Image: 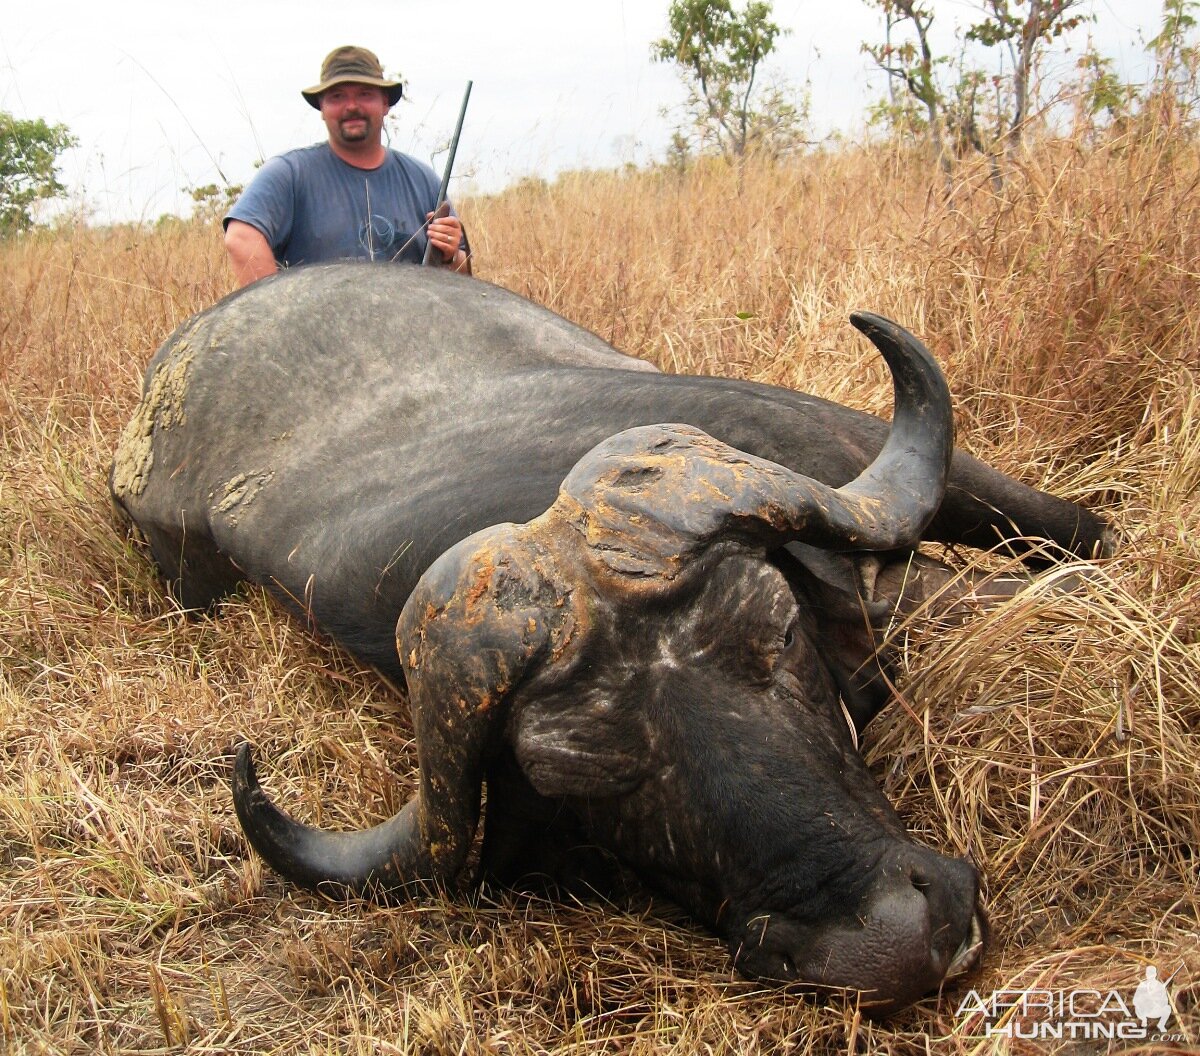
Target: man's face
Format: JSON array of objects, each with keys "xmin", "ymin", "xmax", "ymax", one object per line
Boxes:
[{"xmin": 319, "ymin": 83, "xmax": 390, "ymax": 147}]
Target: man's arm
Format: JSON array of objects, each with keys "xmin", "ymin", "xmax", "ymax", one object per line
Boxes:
[{"xmin": 224, "ymin": 220, "xmax": 279, "ymax": 287}]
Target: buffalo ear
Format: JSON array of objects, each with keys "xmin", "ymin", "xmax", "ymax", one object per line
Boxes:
[
  {"xmin": 511, "ymin": 698, "xmax": 649, "ymax": 799},
  {"xmin": 777, "ymin": 543, "xmax": 895, "ymax": 732},
  {"xmin": 778, "ymin": 542, "xmax": 1047, "ymax": 733}
]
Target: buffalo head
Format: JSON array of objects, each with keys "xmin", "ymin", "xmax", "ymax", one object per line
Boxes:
[{"xmin": 233, "ymin": 313, "xmax": 986, "ymax": 1012}]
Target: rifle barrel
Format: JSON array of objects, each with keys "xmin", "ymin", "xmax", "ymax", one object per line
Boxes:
[{"xmin": 422, "ymin": 80, "xmax": 473, "ymax": 266}]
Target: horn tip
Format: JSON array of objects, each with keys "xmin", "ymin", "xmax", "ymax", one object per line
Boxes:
[
  {"xmin": 849, "ymin": 310, "xmax": 893, "ymax": 337},
  {"xmin": 232, "ymin": 740, "xmax": 261, "ymax": 800}
]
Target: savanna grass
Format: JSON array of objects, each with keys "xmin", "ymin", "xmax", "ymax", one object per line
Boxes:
[{"xmin": 1, "ymin": 123, "xmax": 1197, "ymax": 1053}]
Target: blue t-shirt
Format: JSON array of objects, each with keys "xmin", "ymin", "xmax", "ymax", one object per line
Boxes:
[{"xmin": 225, "ymin": 143, "xmax": 462, "ymax": 267}]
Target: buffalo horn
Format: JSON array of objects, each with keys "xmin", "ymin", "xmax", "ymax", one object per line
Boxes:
[
  {"xmin": 557, "ymin": 311, "xmax": 954, "ymax": 564},
  {"xmin": 832, "ymin": 310, "xmax": 955, "ymax": 548},
  {"xmin": 233, "ymin": 745, "xmax": 449, "ymax": 894},
  {"xmin": 231, "ymin": 527, "xmax": 550, "ymax": 897}
]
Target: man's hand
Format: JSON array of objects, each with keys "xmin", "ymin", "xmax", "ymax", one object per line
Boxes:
[{"xmin": 426, "ymin": 206, "xmax": 469, "ymax": 272}]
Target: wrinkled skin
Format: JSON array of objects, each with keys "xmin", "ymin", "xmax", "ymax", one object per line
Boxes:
[{"xmin": 112, "ymin": 263, "xmax": 1109, "ymax": 1013}]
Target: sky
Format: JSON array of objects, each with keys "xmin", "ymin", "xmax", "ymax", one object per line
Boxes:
[{"xmin": 1, "ymin": 0, "xmax": 1163, "ymax": 225}]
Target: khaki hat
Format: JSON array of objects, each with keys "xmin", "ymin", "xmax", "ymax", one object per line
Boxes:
[{"xmin": 301, "ymin": 46, "xmax": 404, "ymax": 109}]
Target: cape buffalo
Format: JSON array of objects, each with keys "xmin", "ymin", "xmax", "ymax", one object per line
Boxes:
[{"xmin": 111, "ymin": 263, "xmax": 1111, "ymax": 1013}]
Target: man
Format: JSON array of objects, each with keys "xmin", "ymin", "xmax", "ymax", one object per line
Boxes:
[{"xmin": 224, "ymin": 46, "xmax": 470, "ymax": 286}]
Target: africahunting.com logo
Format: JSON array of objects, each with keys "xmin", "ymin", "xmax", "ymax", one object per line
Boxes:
[{"xmin": 956, "ymin": 964, "xmax": 1184, "ymax": 1043}]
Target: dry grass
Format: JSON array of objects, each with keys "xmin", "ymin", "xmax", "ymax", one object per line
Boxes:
[{"xmin": 2, "ymin": 125, "xmax": 1198, "ymax": 1054}]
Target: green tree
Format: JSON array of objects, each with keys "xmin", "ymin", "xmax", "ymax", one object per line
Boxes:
[
  {"xmin": 652, "ymin": 0, "xmax": 804, "ymax": 159},
  {"xmin": 966, "ymin": 0, "xmax": 1087, "ymax": 150},
  {"xmin": 0, "ymin": 112, "xmax": 77, "ymax": 236},
  {"xmin": 1147, "ymin": 0, "xmax": 1200, "ymax": 123},
  {"xmin": 863, "ymin": 0, "xmax": 948, "ymax": 165},
  {"xmin": 1072, "ymin": 42, "xmax": 1136, "ymax": 136},
  {"xmin": 187, "ymin": 182, "xmax": 244, "ymax": 223},
  {"xmin": 1150, "ymin": 0, "xmax": 1199, "ymax": 76},
  {"xmin": 864, "ymin": 0, "xmax": 1087, "ymax": 167}
]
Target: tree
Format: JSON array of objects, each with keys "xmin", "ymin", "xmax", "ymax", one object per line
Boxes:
[
  {"xmin": 1072, "ymin": 42, "xmax": 1136, "ymax": 137},
  {"xmin": 1146, "ymin": 0, "xmax": 1200, "ymax": 123},
  {"xmin": 863, "ymin": 0, "xmax": 948, "ymax": 166},
  {"xmin": 1149, "ymin": 0, "xmax": 1198, "ymax": 80},
  {"xmin": 864, "ymin": 0, "xmax": 1087, "ymax": 168},
  {"xmin": 966, "ymin": 0, "xmax": 1087, "ymax": 150},
  {"xmin": 187, "ymin": 182, "xmax": 244, "ymax": 223},
  {"xmin": 0, "ymin": 112, "xmax": 77, "ymax": 236},
  {"xmin": 652, "ymin": 0, "xmax": 805, "ymax": 159}
]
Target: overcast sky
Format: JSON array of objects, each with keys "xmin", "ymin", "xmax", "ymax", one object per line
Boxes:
[{"xmin": 2, "ymin": 0, "xmax": 1161, "ymax": 224}]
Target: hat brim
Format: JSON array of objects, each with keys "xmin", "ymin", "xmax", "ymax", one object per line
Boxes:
[{"xmin": 302, "ymin": 77, "xmax": 403, "ymax": 109}]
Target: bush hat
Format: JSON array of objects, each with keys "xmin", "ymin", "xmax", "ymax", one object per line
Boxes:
[{"xmin": 302, "ymin": 46, "xmax": 404, "ymax": 109}]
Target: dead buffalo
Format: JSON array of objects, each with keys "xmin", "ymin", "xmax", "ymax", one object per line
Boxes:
[{"xmin": 111, "ymin": 263, "xmax": 1111, "ymax": 1013}]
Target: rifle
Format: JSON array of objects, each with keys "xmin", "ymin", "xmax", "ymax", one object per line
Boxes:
[{"xmin": 422, "ymin": 80, "xmax": 473, "ymax": 266}]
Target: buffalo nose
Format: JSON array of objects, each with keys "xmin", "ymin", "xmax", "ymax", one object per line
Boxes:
[
  {"xmin": 769, "ymin": 848, "xmax": 987, "ymax": 1013},
  {"xmin": 728, "ymin": 847, "xmax": 987, "ymax": 1013},
  {"xmin": 899, "ymin": 849, "xmax": 986, "ymax": 978}
]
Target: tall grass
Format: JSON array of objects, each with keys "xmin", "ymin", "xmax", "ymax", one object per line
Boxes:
[{"xmin": 1, "ymin": 122, "xmax": 1197, "ymax": 1053}]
